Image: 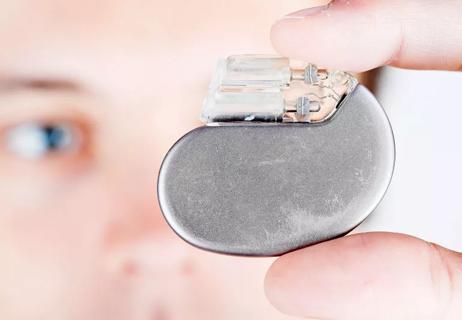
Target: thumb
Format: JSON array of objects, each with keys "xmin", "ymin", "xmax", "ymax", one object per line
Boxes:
[
  {"xmin": 265, "ymin": 232, "xmax": 462, "ymax": 320},
  {"xmin": 271, "ymin": 0, "xmax": 462, "ymax": 72}
]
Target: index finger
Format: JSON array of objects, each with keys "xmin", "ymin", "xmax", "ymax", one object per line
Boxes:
[{"xmin": 271, "ymin": 0, "xmax": 462, "ymax": 72}]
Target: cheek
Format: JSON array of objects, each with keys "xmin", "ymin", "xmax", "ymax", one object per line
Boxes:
[
  {"xmin": 0, "ymin": 173, "xmax": 120, "ymax": 308},
  {"xmin": 0, "ymin": 175, "xmax": 110, "ymax": 256},
  {"xmin": 0, "ymin": 174, "xmax": 127, "ymax": 318}
]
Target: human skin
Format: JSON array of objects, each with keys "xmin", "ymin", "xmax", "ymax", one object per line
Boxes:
[
  {"xmin": 266, "ymin": 1, "xmax": 462, "ymax": 319},
  {"xmin": 1, "ymin": 0, "xmax": 462, "ymax": 320},
  {"xmin": 0, "ymin": 0, "xmax": 313, "ymax": 319}
]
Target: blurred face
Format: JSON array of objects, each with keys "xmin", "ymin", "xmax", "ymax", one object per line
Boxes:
[{"xmin": 0, "ymin": 0, "xmax": 319, "ymax": 319}]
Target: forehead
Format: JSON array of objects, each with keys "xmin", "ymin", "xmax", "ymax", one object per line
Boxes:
[
  {"xmin": 0, "ymin": 0, "xmax": 316, "ymax": 98},
  {"xmin": 0, "ymin": 0, "xmax": 320, "ymax": 47}
]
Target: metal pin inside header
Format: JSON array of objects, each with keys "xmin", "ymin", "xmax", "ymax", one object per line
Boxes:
[{"xmin": 201, "ymin": 55, "xmax": 358, "ymax": 124}]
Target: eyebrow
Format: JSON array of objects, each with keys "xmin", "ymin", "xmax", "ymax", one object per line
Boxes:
[{"xmin": 0, "ymin": 77, "xmax": 83, "ymax": 93}]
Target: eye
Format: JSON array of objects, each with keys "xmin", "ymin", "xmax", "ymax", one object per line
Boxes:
[{"xmin": 4, "ymin": 122, "xmax": 82, "ymax": 159}]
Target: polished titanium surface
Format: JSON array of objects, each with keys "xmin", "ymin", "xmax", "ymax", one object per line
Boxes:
[{"xmin": 158, "ymin": 85, "xmax": 395, "ymax": 256}]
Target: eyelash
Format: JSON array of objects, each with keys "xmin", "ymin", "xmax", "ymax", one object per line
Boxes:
[{"xmin": 0, "ymin": 118, "xmax": 91, "ymax": 162}]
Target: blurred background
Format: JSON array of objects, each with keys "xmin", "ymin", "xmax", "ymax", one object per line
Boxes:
[
  {"xmin": 0, "ymin": 0, "xmax": 460, "ymax": 319},
  {"xmin": 359, "ymin": 67, "xmax": 462, "ymax": 252}
]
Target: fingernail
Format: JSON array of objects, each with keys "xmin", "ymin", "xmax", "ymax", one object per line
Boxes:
[{"xmin": 284, "ymin": 5, "xmax": 329, "ymax": 19}]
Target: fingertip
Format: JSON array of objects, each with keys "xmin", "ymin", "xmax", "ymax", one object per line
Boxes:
[
  {"xmin": 270, "ymin": 2, "xmax": 402, "ymax": 72},
  {"xmin": 264, "ymin": 232, "xmax": 460, "ymax": 320},
  {"xmin": 263, "ymin": 254, "xmax": 293, "ymax": 317}
]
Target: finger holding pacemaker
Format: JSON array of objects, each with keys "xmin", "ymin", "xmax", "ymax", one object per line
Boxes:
[
  {"xmin": 271, "ymin": 0, "xmax": 462, "ymax": 72},
  {"xmin": 264, "ymin": 232, "xmax": 462, "ymax": 320}
]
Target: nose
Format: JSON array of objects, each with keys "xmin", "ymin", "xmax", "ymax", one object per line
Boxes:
[
  {"xmin": 100, "ymin": 158, "xmax": 193, "ymax": 276},
  {"xmin": 97, "ymin": 141, "xmax": 179, "ymax": 275},
  {"xmin": 96, "ymin": 103, "xmax": 199, "ymax": 277}
]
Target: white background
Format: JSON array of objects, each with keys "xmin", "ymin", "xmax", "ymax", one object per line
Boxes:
[{"xmin": 357, "ymin": 67, "xmax": 462, "ymax": 251}]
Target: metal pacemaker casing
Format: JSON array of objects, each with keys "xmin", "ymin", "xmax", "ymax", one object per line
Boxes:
[{"xmin": 157, "ymin": 84, "xmax": 395, "ymax": 256}]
